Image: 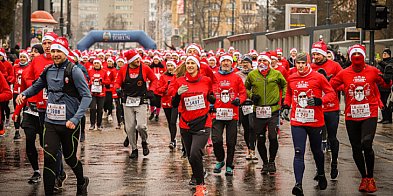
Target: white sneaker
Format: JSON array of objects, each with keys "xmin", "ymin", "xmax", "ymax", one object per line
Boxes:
[
  {"xmin": 103, "ymin": 112, "xmax": 108, "ymax": 119},
  {"xmin": 108, "ymin": 115, "xmax": 113, "ymax": 122}
]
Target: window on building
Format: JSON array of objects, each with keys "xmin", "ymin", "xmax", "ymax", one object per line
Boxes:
[
  {"xmin": 243, "ymin": 3, "xmax": 252, "ymax": 10},
  {"xmin": 227, "ymin": 17, "xmax": 233, "ymax": 24},
  {"xmin": 211, "ymin": 16, "xmax": 218, "ymax": 23}
]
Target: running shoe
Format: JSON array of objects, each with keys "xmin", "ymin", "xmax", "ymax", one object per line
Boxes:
[
  {"xmin": 129, "ymin": 149, "xmax": 138, "ymax": 159},
  {"xmin": 116, "ymin": 124, "xmax": 121, "ymax": 129},
  {"xmin": 359, "ymin": 178, "xmax": 368, "ymax": 192},
  {"xmin": 77, "ymin": 176, "xmax": 89, "ymax": 195},
  {"xmin": 28, "ymin": 172, "xmax": 41, "ymax": 183},
  {"xmin": 268, "ymin": 162, "xmax": 276, "ymax": 174},
  {"xmin": 367, "ymin": 178, "xmax": 377, "ymax": 193},
  {"xmin": 189, "ymin": 176, "xmax": 196, "ymax": 186},
  {"xmin": 97, "ymin": 125, "xmax": 103, "ymax": 131},
  {"xmin": 54, "ymin": 172, "xmax": 67, "ymax": 192},
  {"xmin": 245, "ymin": 149, "xmax": 252, "ymax": 160},
  {"xmin": 148, "ymin": 112, "xmax": 155, "ymax": 121},
  {"xmin": 169, "ymin": 142, "xmax": 176, "ymax": 149},
  {"xmin": 318, "ymin": 174, "xmax": 327, "ymax": 190},
  {"xmin": 142, "ymin": 142, "xmax": 150, "ymax": 156},
  {"xmin": 0, "ymin": 130, "xmax": 5, "ymax": 136},
  {"xmin": 292, "ymin": 183, "xmax": 304, "ymax": 196},
  {"xmin": 251, "ymin": 150, "xmax": 258, "ymax": 160},
  {"xmin": 80, "ymin": 132, "xmax": 85, "ymax": 142},
  {"xmin": 154, "ymin": 114, "xmax": 159, "ymax": 122},
  {"xmin": 193, "ymin": 185, "xmax": 207, "ymax": 196},
  {"xmin": 108, "ymin": 115, "xmax": 113, "ymax": 122},
  {"xmin": 225, "ymin": 167, "xmax": 233, "ymax": 176},
  {"xmin": 89, "ymin": 125, "xmax": 95, "ymax": 130},
  {"xmin": 213, "ymin": 161, "xmax": 225, "ymax": 173},
  {"xmin": 123, "ymin": 137, "xmax": 129, "ymax": 147},
  {"xmin": 261, "ymin": 164, "xmax": 269, "ymax": 175},
  {"xmin": 330, "ymin": 163, "xmax": 339, "ymax": 180},
  {"xmin": 14, "ymin": 130, "xmax": 21, "ymax": 140}
]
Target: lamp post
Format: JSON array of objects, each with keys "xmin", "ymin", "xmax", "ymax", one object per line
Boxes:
[
  {"xmin": 325, "ymin": 0, "xmax": 331, "ymax": 25},
  {"xmin": 22, "ymin": 0, "xmax": 31, "ymax": 48},
  {"xmin": 232, "ymin": 0, "xmax": 235, "ymax": 35},
  {"xmin": 266, "ymin": 0, "xmax": 269, "ymax": 31},
  {"xmin": 59, "ymin": 0, "xmax": 64, "ymax": 36}
]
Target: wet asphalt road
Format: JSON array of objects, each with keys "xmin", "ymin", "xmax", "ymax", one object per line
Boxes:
[{"xmin": 1, "ymin": 111, "xmax": 393, "ymax": 196}]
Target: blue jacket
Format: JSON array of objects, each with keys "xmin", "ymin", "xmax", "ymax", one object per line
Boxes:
[{"xmin": 22, "ymin": 60, "xmax": 92, "ymax": 126}]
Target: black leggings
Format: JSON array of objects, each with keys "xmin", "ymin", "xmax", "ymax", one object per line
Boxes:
[
  {"xmin": 103, "ymin": 91, "xmax": 113, "ymax": 116},
  {"xmin": 114, "ymin": 98, "xmax": 124, "ymax": 125},
  {"xmin": 239, "ymin": 108, "xmax": 255, "ymax": 150},
  {"xmin": 324, "ymin": 111, "xmax": 340, "ymax": 164},
  {"xmin": 12, "ymin": 93, "xmax": 21, "ymax": 129},
  {"xmin": 181, "ymin": 128, "xmax": 209, "ymax": 185},
  {"xmin": 163, "ymin": 107, "xmax": 178, "ymax": 142},
  {"xmin": 254, "ymin": 111, "xmax": 279, "ymax": 164},
  {"xmin": 21, "ymin": 112, "xmax": 44, "ymax": 171},
  {"xmin": 43, "ymin": 122, "xmax": 84, "ymax": 195},
  {"xmin": 90, "ymin": 96, "xmax": 105, "ymax": 126},
  {"xmin": 212, "ymin": 119, "xmax": 238, "ymax": 167},
  {"xmin": 0, "ymin": 101, "xmax": 10, "ymax": 122},
  {"xmin": 345, "ymin": 118, "xmax": 377, "ymax": 178}
]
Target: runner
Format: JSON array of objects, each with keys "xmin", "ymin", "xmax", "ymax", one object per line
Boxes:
[{"xmin": 103, "ymin": 57, "xmax": 116, "ymax": 122}]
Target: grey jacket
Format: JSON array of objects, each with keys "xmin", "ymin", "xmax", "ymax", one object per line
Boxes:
[{"xmin": 22, "ymin": 60, "xmax": 92, "ymax": 126}]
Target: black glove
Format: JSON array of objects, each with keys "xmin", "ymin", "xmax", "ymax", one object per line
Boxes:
[
  {"xmin": 307, "ymin": 97, "xmax": 322, "ymax": 106},
  {"xmin": 382, "ymin": 74, "xmax": 392, "ymax": 84},
  {"xmin": 171, "ymin": 93, "xmax": 181, "ymax": 108},
  {"xmin": 146, "ymin": 90, "xmax": 155, "ymax": 99},
  {"xmin": 251, "ymin": 94, "xmax": 261, "ymax": 104},
  {"xmin": 105, "ymin": 84, "xmax": 111, "ymax": 88},
  {"xmin": 207, "ymin": 93, "xmax": 216, "ymax": 104},
  {"xmin": 231, "ymin": 98, "xmax": 241, "ymax": 106},
  {"xmin": 116, "ymin": 88, "xmax": 123, "ymax": 97},
  {"xmin": 281, "ymin": 105, "xmax": 290, "ymax": 121},
  {"xmin": 317, "ymin": 68, "xmax": 333, "ymax": 81},
  {"xmin": 242, "ymin": 99, "xmax": 253, "ymax": 106},
  {"xmin": 209, "ymin": 104, "xmax": 216, "ymax": 113}
]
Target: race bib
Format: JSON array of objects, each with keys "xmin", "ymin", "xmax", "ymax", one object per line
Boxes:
[
  {"xmin": 125, "ymin": 97, "xmax": 141, "ymax": 107},
  {"xmin": 91, "ymin": 85, "xmax": 102, "ymax": 93},
  {"xmin": 24, "ymin": 107, "xmax": 39, "ymax": 117},
  {"xmin": 295, "ymin": 108, "xmax": 315, "ymax": 123},
  {"xmin": 242, "ymin": 105, "xmax": 253, "ymax": 115},
  {"xmin": 256, "ymin": 106, "xmax": 272, "ymax": 118},
  {"xmin": 216, "ymin": 108, "xmax": 234, "ymax": 120},
  {"xmin": 184, "ymin": 95, "xmax": 206, "ymax": 111},
  {"xmin": 350, "ymin": 104, "xmax": 370, "ymax": 118},
  {"xmin": 46, "ymin": 103, "xmax": 66, "ymax": 121},
  {"xmin": 43, "ymin": 88, "xmax": 48, "ymax": 100}
]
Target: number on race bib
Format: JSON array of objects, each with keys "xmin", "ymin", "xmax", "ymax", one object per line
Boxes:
[
  {"xmin": 46, "ymin": 103, "xmax": 66, "ymax": 121},
  {"xmin": 91, "ymin": 85, "xmax": 102, "ymax": 93},
  {"xmin": 125, "ymin": 97, "xmax": 141, "ymax": 107},
  {"xmin": 184, "ymin": 95, "xmax": 206, "ymax": 111},
  {"xmin": 216, "ymin": 108, "xmax": 234, "ymax": 120},
  {"xmin": 256, "ymin": 106, "xmax": 272, "ymax": 118},
  {"xmin": 242, "ymin": 105, "xmax": 253, "ymax": 115},
  {"xmin": 350, "ymin": 104, "xmax": 370, "ymax": 118},
  {"xmin": 294, "ymin": 108, "xmax": 315, "ymax": 123}
]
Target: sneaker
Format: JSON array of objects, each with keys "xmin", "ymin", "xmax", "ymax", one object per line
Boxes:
[
  {"xmin": 225, "ymin": 166, "xmax": 233, "ymax": 176},
  {"xmin": 169, "ymin": 141, "xmax": 176, "ymax": 149},
  {"xmin": 326, "ymin": 142, "xmax": 331, "ymax": 152},
  {"xmin": 80, "ymin": 132, "xmax": 85, "ymax": 142},
  {"xmin": 89, "ymin": 125, "xmax": 95, "ymax": 130},
  {"xmin": 206, "ymin": 137, "xmax": 213, "ymax": 147},
  {"xmin": 245, "ymin": 149, "xmax": 252, "ymax": 160},
  {"xmin": 108, "ymin": 115, "xmax": 113, "ymax": 122},
  {"xmin": 142, "ymin": 142, "xmax": 150, "ymax": 156},
  {"xmin": 213, "ymin": 161, "xmax": 225, "ymax": 173},
  {"xmin": 322, "ymin": 140, "xmax": 327, "ymax": 153},
  {"xmin": 76, "ymin": 176, "xmax": 89, "ymax": 195},
  {"xmin": 268, "ymin": 162, "xmax": 276, "ymax": 174},
  {"xmin": 28, "ymin": 172, "xmax": 41, "ymax": 183},
  {"xmin": 292, "ymin": 183, "xmax": 304, "ymax": 196},
  {"xmin": 103, "ymin": 112, "xmax": 108, "ymax": 119},
  {"xmin": 154, "ymin": 114, "xmax": 159, "ymax": 122},
  {"xmin": 193, "ymin": 185, "xmax": 207, "ymax": 196},
  {"xmin": 318, "ymin": 174, "xmax": 327, "ymax": 190},
  {"xmin": 261, "ymin": 164, "xmax": 269, "ymax": 175},
  {"xmin": 13, "ymin": 130, "xmax": 21, "ymax": 140},
  {"xmin": 97, "ymin": 125, "xmax": 103, "ymax": 131},
  {"xmin": 129, "ymin": 149, "xmax": 138, "ymax": 159},
  {"xmin": 0, "ymin": 130, "xmax": 5, "ymax": 136},
  {"xmin": 181, "ymin": 150, "xmax": 187, "ymax": 158},
  {"xmin": 123, "ymin": 136, "xmax": 129, "ymax": 147},
  {"xmin": 359, "ymin": 178, "xmax": 368, "ymax": 192},
  {"xmin": 251, "ymin": 150, "xmax": 258, "ymax": 160},
  {"xmin": 115, "ymin": 124, "xmax": 121, "ymax": 129},
  {"xmin": 149, "ymin": 112, "xmax": 155, "ymax": 121},
  {"xmin": 189, "ymin": 175, "xmax": 196, "ymax": 186},
  {"xmin": 330, "ymin": 164, "xmax": 339, "ymax": 180},
  {"xmin": 54, "ymin": 172, "xmax": 67, "ymax": 192},
  {"xmin": 367, "ymin": 178, "xmax": 377, "ymax": 193},
  {"xmin": 313, "ymin": 172, "xmax": 319, "ymax": 181}
]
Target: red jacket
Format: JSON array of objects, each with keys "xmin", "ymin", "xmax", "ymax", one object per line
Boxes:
[
  {"xmin": 155, "ymin": 73, "xmax": 176, "ymax": 108},
  {"xmin": 13, "ymin": 63, "xmax": 30, "ymax": 94},
  {"xmin": 284, "ymin": 70, "xmax": 336, "ymax": 127},
  {"xmin": 1, "ymin": 60, "xmax": 14, "ymax": 84},
  {"xmin": 212, "ymin": 71, "xmax": 247, "ymax": 120},
  {"xmin": 209, "ymin": 65, "xmax": 219, "ymax": 75},
  {"xmin": 278, "ymin": 58, "xmax": 290, "ymax": 71},
  {"xmin": 311, "ymin": 60, "xmax": 343, "ymax": 112},
  {"xmin": 88, "ymin": 68, "xmax": 110, "ymax": 97},
  {"xmin": 114, "ymin": 64, "xmax": 158, "ymax": 92},
  {"xmin": 104, "ymin": 67, "xmax": 116, "ymax": 92},
  {"xmin": 111, "ymin": 69, "xmax": 120, "ymax": 99},
  {"xmin": 0, "ymin": 73, "xmax": 12, "ymax": 123},
  {"xmin": 330, "ymin": 65, "xmax": 390, "ymax": 121},
  {"xmin": 24, "ymin": 54, "xmax": 53, "ymax": 109},
  {"xmin": 171, "ymin": 73, "xmax": 213, "ymax": 129},
  {"xmin": 273, "ymin": 65, "xmax": 289, "ymax": 81}
]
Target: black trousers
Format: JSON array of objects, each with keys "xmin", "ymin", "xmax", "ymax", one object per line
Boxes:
[
  {"xmin": 114, "ymin": 98, "xmax": 124, "ymax": 125},
  {"xmin": 212, "ymin": 119, "xmax": 238, "ymax": 167},
  {"xmin": 345, "ymin": 118, "xmax": 377, "ymax": 178},
  {"xmin": 163, "ymin": 107, "xmax": 178, "ymax": 142},
  {"xmin": 43, "ymin": 122, "xmax": 84, "ymax": 195},
  {"xmin": 12, "ymin": 93, "xmax": 21, "ymax": 129},
  {"xmin": 90, "ymin": 96, "xmax": 105, "ymax": 126},
  {"xmin": 253, "ymin": 111, "xmax": 279, "ymax": 164},
  {"xmin": 0, "ymin": 101, "xmax": 10, "ymax": 121},
  {"xmin": 380, "ymin": 91, "xmax": 392, "ymax": 122},
  {"xmin": 239, "ymin": 107, "xmax": 255, "ymax": 150},
  {"xmin": 323, "ymin": 111, "xmax": 340, "ymax": 164},
  {"xmin": 103, "ymin": 91, "xmax": 113, "ymax": 115},
  {"xmin": 181, "ymin": 128, "xmax": 209, "ymax": 185},
  {"xmin": 21, "ymin": 111, "xmax": 44, "ymax": 171}
]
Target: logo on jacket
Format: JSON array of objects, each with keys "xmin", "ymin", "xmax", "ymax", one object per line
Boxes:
[
  {"xmin": 220, "ymin": 90, "xmax": 230, "ymax": 103},
  {"xmin": 348, "ymin": 84, "xmax": 370, "ymax": 102},
  {"xmin": 294, "ymin": 89, "xmax": 313, "ymax": 108},
  {"xmin": 137, "ymin": 80, "xmax": 143, "ymax": 86},
  {"xmin": 296, "ymin": 81, "xmax": 309, "ymax": 89},
  {"xmin": 353, "ymin": 76, "xmax": 366, "ymax": 83}
]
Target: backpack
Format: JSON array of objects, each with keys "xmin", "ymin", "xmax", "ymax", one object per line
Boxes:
[{"xmin": 40, "ymin": 61, "xmax": 82, "ymax": 100}]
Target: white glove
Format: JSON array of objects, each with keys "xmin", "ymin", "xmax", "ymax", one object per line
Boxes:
[{"xmin": 177, "ymin": 85, "xmax": 188, "ymax": 95}]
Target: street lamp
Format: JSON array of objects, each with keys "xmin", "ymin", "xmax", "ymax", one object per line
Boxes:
[{"xmin": 232, "ymin": 0, "xmax": 235, "ymax": 35}]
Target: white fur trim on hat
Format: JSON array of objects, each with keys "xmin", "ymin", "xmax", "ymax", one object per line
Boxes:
[
  {"xmin": 116, "ymin": 58, "xmax": 125, "ymax": 63},
  {"xmin": 349, "ymin": 48, "xmax": 366, "ymax": 59},
  {"xmin": 0, "ymin": 52, "xmax": 6, "ymax": 58},
  {"xmin": 19, "ymin": 52, "xmax": 30, "ymax": 62},
  {"xmin": 257, "ymin": 55, "xmax": 271, "ymax": 64},
  {"xmin": 186, "ymin": 56, "xmax": 200, "ymax": 68},
  {"xmin": 290, "ymin": 48, "xmax": 298, "ymax": 53},
  {"xmin": 50, "ymin": 44, "xmax": 69, "ymax": 56},
  {"xmin": 186, "ymin": 45, "xmax": 201, "ymax": 55},
  {"xmin": 107, "ymin": 58, "xmax": 114, "ymax": 63},
  {"xmin": 42, "ymin": 35, "xmax": 55, "ymax": 41},
  {"xmin": 93, "ymin": 59, "xmax": 102, "ymax": 64},
  {"xmin": 311, "ymin": 48, "xmax": 327, "ymax": 56},
  {"xmin": 166, "ymin": 60, "xmax": 177, "ymax": 67},
  {"xmin": 220, "ymin": 55, "xmax": 233, "ymax": 63},
  {"xmin": 127, "ymin": 54, "xmax": 141, "ymax": 64},
  {"xmin": 207, "ymin": 56, "xmax": 216, "ymax": 62}
]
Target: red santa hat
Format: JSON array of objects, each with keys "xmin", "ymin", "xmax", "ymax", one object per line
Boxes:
[
  {"xmin": 152, "ymin": 55, "xmax": 162, "ymax": 61},
  {"xmin": 270, "ymin": 51, "xmax": 278, "ymax": 60},
  {"xmin": 116, "ymin": 57, "xmax": 126, "ymax": 63},
  {"xmin": 166, "ymin": 60, "xmax": 177, "ymax": 67},
  {"xmin": 19, "ymin": 50, "xmax": 30, "ymax": 62},
  {"xmin": 349, "ymin": 44, "xmax": 366, "ymax": 59},
  {"xmin": 107, "ymin": 57, "xmax": 115, "ymax": 63},
  {"xmin": 124, "ymin": 50, "xmax": 141, "ymax": 64},
  {"xmin": 42, "ymin": 32, "xmax": 58, "ymax": 42},
  {"xmin": 233, "ymin": 50, "xmax": 241, "ymax": 56},
  {"xmin": 290, "ymin": 48, "xmax": 298, "ymax": 53},
  {"xmin": 50, "ymin": 37, "xmax": 70, "ymax": 56},
  {"xmin": 0, "ymin": 48, "xmax": 6, "ymax": 59},
  {"xmin": 216, "ymin": 48, "xmax": 225, "ymax": 55},
  {"xmin": 143, "ymin": 57, "xmax": 152, "ymax": 64},
  {"xmin": 93, "ymin": 58, "xmax": 102, "ymax": 65},
  {"xmin": 186, "ymin": 55, "xmax": 200, "ymax": 68},
  {"xmin": 257, "ymin": 53, "xmax": 271, "ymax": 64},
  {"xmin": 207, "ymin": 56, "xmax": 216, "ymax": 62},
  {"xmin": 186, "ymin": 44, "xmax": 202, "ymax": 55},
  {"xmin": 172, "ymin": 52, "xmax": 179, "ymax": 57},
  {"xmin": 311, "ymin": 41, "xmax": 327, "ymax": 56},
  {"xmin": 220, "ymin": 54, "xmax": 233, "ymax": 63},
  {"xmin": 228, "ymin": 46, "xmax": 235, "ymax": 51},
  {"xmin": 276, "ymin": 48, "xmax": 283, "ymax": 55},
  {"xmin": 249, "ymin": 49, "xmax": 258, "ymax": 55}
]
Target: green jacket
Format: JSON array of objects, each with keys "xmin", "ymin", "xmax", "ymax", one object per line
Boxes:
[{"xmin": 245, "ymin": 68, "xmax": 287, "ymax": 113}]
